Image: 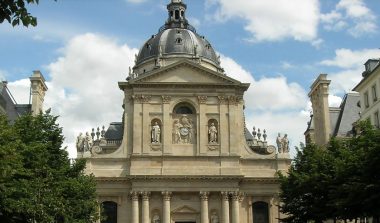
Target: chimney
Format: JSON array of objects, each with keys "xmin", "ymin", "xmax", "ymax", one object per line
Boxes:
[
  {"xmin": 308, "ymin": 74, "xmax": 331, "ymax": 146},
  {"xmin": 29, "ymin": 71, "xmax": 48, "ymax": 116}
]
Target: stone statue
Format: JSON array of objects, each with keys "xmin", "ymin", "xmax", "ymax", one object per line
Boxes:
[
  {"xmin": 158, "ymin": 45, "xmax": 163, "ymax": 57},
  {"xmin": 281, "ymin": 134, "xmax": 289, "ymax": 153},
  {"xmin": 208, "ymin": 122, "xmax": 218, "ymax": 143},
  {"xmin": 84, "ymin": 132, "xmax": 93, "ymax": 152},
  {"xmin": 76, "ymin": 132, "xmax": 85, "ymax": 152},
  {"xmin": 151, "ymin": 122, "xmax": 161, "ymax": 143},
  {"xmin": 173, "ymin": 120, "xmax": 182, "ymax": 144},
  {"xmin": 211, "ymin": 212, "xmax": 219, "ymax": 223},
  {"xmin": 152, "ymin": 214, "xmax": 160, "ymax": 223},
  {"xmin": 276, "ymin": 133, "xmax": 282, "ymax": 153}
]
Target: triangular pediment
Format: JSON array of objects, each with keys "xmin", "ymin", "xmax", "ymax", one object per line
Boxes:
[
  {"xmin": 132, "ymin": 60, "xmax": 241, "ymax": 85},
  {"xmin": 171, "ymin": 205, "xmax": 199, "ymax": 214}
]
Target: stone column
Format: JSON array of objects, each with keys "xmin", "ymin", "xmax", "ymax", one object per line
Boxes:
[
  {"xmin": 198, "ymin": 96, "xmax": 208, "ymax": 155},
  {"xmin": 231, "ymin": 192, "xmax": 243, "ymax": 223},
  {"xmin": 221, "ymin": 192, "xmax": 230, "ymax": 223},
  {"xmin": 162, "ymin": 96, "xmax": 172, "ymax": 154},
  {"xmin": 142, "ymin": 192, "xmax": 151, "ymax": 223},
  {"xmin": 130, "ymin": 191, "xmax": 139, "ymax": 223},
  {"xmin": 200, "ymin": 192, "xmax": 210, "ymax": 223},
  {"xmin": 162, "ymin": 191, "xmax": 172, "ymax": 223},
  {"xmin": 247, "ymin": 196, "xmax": 253, "ymax": 223}
]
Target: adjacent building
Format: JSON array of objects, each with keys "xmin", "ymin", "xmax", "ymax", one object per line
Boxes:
[
  {"xmin": 305, "ymin": 74, "xmax": 360, "ymax": 145},
  {"xmin": 0, "ymin": 71, "xmax": 47, "ymax": 121},
  {"xmin": 77, "ymin": 1, "xmax": 291, "ymax": 223},
  {"xmin": 353, "ymin": 59, "xmax": 380, "ymax": 128}
]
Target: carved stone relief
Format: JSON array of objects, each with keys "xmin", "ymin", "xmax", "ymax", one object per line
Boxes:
[{"xmin": 172, "ymin": 115, "xmax": 196, "ymax": 144}]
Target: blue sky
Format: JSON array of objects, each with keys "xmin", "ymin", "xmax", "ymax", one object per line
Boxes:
[{"xmin": 1, "ymin": 0, "xmax": 380, "ymax": 157}]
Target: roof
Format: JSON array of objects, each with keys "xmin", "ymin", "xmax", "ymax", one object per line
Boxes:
[
  {"xmin": 104, "ymin": 122, "xmax": 124, "ymax": 140},
  {"xmin": 353, "ymin": 59, "xmax": 380, "ymax": 91},
  {"xmin": 332, "ymin": 93, "xmax": 360, "ymax": 137},
  {"xmin": 1, "ymin": 83, "xmax": 31, "ymax": 122},
  {"xmin": 305, "ymin": 93, "xmax": 360, "ymax": 138},
  {"xmin": 135, "ymin": 0, "xmax": 220, "ymax": 69}
]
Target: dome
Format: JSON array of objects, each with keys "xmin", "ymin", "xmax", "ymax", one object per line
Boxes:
[
  {"xmin": 133, "ymin": 0, "xmax": 222, "ymax": 71},
  {"xmin": 136, "ymin": 28, "xmax": 219, "ymax": 67}
]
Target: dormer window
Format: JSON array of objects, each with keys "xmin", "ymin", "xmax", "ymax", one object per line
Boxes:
[
  {"xmin": 175, "ymin": 38, "xmax": 183, "ymax": 44},
  {"xmin": 206, "ymin": 44, "xmax": 211, "ymax": 50}
]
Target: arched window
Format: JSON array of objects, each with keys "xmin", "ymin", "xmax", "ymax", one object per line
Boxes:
[
  {"xmin": 175, "ymin": 10, "xmax": 180, "ymax": 19},
  {"xmin": 101, "ymin": 201, "xmax": 117, "ymax": 223},
  {"xmin": 175, "ymin": 38, "xmax": 183, "ymax": 44},
  {"xmin": 173, "ymin": 102, "xmax": 195, "ymax": 114},
  {"xmin": 252, "ymin": 201, "xmax": 269, "ymax": 223}
]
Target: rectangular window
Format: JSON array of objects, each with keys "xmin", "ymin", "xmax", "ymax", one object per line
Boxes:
[
  {"xmin": 375, "ymin": 111, "xmax": 380, "ymax": 128},
  {"xmin": 372, "ymin": 85, "xmax": 378, "ymax": 102},
  {"xmin": 364, "ymin": 91, "xmax": 370, "ymax": 108}
]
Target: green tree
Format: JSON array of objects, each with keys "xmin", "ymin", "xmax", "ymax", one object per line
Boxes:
[
  {"xmin": 0, "ymin": 0, "xmax": 56, "ymax": 27},
  {"xmin": 0, "ymin": 112, "xmax": 99, "ymax": 223},
  {"xmin": 279, "ymin": 121, "xmax": 380, "ymax": 222}
]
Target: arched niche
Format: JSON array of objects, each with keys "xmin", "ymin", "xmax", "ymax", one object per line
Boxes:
[
  {"xmin": 101, "ymin": 201, "xmax": 118, "ymax": 223},
  {"xmin": 252, "ymin": 201, "xmax": 269, "ymax": 223},
  {"xmin": 151, "ymin": 118, "xmax": 162, "ymax": 144},
  {"xmin": 208, "ymin": 119, "xmax": 219, "ymax": 144},
  {"xmin": 172, "ymin": 102, "xmax": 197, "ymax": 144}
]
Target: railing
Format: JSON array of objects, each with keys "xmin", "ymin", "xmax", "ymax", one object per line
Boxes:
[{"xmin": 158, "ymin": 23, "xmax": 197, "ymax": 33}]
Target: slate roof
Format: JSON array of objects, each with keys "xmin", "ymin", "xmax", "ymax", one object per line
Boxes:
[
  {"xmin": 305, "ymin": 93, "xmax": 360, "ymax": 138},
  {"xmin": 1, "ymin": 83, "xmax": 31, "ymax": 122},
  {"xmin": 104, "ymin": 122, "xmax": 124, "ymax": 140},
  {"xmin": 332, "ymin": 93, "xmax": 360, "ymax": 137}
]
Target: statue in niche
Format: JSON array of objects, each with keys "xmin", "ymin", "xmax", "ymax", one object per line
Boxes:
[
  {"xmin": 152, "ymin": 214, "xmax": 160, "ymax": 223},
  {"xmin": 211, "ymin": 212, "xmax": 219, "ymax": 223},
  {"xmin": 281, "ymin": 134, "xmax": 289, "ymax": 153},
  {"xmin": 76, "ymin": 132, "xmax": 85, "ymax": 152},
  {"xmin": 173, "ymin": 120, "xmax": 182, "ymax": 144},
  {"xmin": 208, "ymin": 122, "xmax": 218, "ymax": 143},
  {"xmin": 276, "ymin": 133, "xmax": 282, "ymax": 153},
  {"xmin": 151, "ymin": 122, "xmax": 161, "ymax": 143},
  {"xmin": 84, "ymin": 132, "xmax": 93, "ymax": 152}
]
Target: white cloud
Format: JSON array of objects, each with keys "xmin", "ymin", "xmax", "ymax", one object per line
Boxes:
[
  {"xmin": 221, "ymin": 54, "xmax": 308, "ymax": 111},
  {"xmin": 207, "ymin": 0, "xmax": 320, "ymax": 43},
  {"xmin": 44, "ymin": 33, "xmax": 138, "ymax": 158},
  {"xmin": 7, "ymin": 79, "xmax": 30, "ymax": 104},
  {"xmin": 337, "ymin": 0, "xmax": 372, "ymax": 18},
  {"xmin": 329, "ymin": 94, "xmax": 343, "ymax": 107},
  {"xmin": 321, "ymin": 48, "xmax": 380, "ymax": 68},
  {"xmin": 321, "ymin": 0, "xmax": 377, "ymax": 37},
  {"xmin": 0, "ymin": 70, "xmax": 7, "ymax": 81},
  {"xmin": 320, "ymin": 48, "xmax": 380, "ymax": 93},
  {"xmin": 8, "ymin": 33, "xmax": 138, "ymax": 158},
  {"xmin": 220, "ymin": 54, "xmax": 310, "ymax": 156}
]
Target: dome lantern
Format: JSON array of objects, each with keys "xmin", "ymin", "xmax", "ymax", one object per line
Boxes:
[{"xmin": 133, "ymin": 0, "xmax": 224, "ymax": 75}]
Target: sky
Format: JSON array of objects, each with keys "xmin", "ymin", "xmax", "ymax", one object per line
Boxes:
[{"xmin": 1, "ymin": 0, "xmax": 380, "ymax": 158}]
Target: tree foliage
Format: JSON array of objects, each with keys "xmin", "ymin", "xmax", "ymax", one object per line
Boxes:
[
  {"xmin": 0, "ymin": 0, "xmax": 56, "ymax": 27},
  {"xmin": 279, "ymin": 121, "xmax": 380, "ymax": 223},
  {"xmin": 0, "ymin": 112, "xmax": 99, "ymax": 223}
]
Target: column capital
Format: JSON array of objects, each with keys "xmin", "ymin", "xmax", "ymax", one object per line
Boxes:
[
  {"xmin": 130, "ymin": 191, "xmax": 139, "ymax": 201},
  {"xmin": 162, "ymin": 191, "xmax": 172, "ymax": 201},
  {"xmin": 141, "ymin": 191, "xmax": 151, "ymax": 201},
  {"xmin": 230, "ymin": 191, "xmax": 245, "ymax": 202},
  {"xmin": 221, "ymin": 191, "xmax": 229, "ymax": 201},
  {"xmin": 199, "ymin": 191, "xmax": 210, "ymax": 201},
  {"xmin": 162, "ymin": 96, "xmax": 172, "ymax": 104}
]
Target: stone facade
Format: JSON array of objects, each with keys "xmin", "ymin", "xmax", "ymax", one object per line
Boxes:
[
  {"xmin": 353, "ymin": 59, "xmax": 380, "ymax": 128},
  {"xmin": 78, "ymin": 1, "xmax": 291, "ymax": 223}
]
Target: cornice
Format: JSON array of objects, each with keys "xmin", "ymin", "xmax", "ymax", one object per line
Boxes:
[{"xmin": 95, "ymin": 175, "xmax": 280, "ymax": 184}]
